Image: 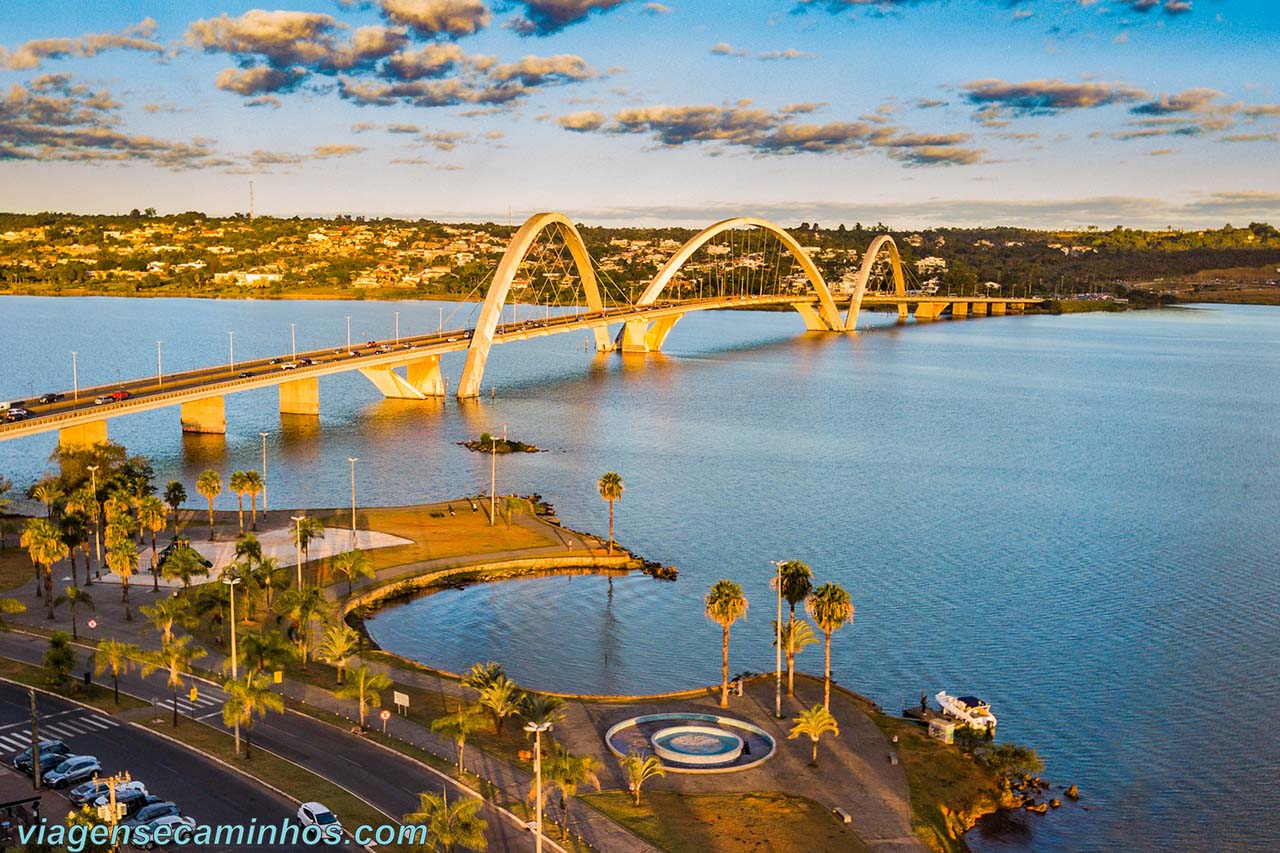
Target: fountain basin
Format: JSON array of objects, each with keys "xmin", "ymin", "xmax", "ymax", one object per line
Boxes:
[{"xmin": 651, "ymin": 725, "xmax": 744, "ymax": 766}]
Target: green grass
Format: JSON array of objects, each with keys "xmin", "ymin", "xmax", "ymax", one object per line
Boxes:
[
  {"xmin": 0, "ymin": 548, "xmax": 36, "ymax": 593},
  {"xmin": 582, "ymin": 791, "xmax": 867, "ymax": 853},
  {"xmin": 0, "ymin": 654, "xmax": 148, "ymax": 713},
  {"xmin": 871, "ymin": 715, "xmax": 1004, "ymax": 853}
]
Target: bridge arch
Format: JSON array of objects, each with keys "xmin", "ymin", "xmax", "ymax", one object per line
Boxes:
[
  {"xmin": 636, "ymin": 217, "xmax": 846, "ymax": 333},
  {"xmin": 457, "ymin": 212, "xmax": 612, "ymax": 398},
  {"xmin": 845, "ymin": 234, "xmax": 907, "ymax": 331}
]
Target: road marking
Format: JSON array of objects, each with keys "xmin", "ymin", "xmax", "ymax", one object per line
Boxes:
[
  {"xmin": 0, "ymin": 708, "xmax": 83, "ymax": 732},
  {"xmin": 0, "ymin": 732, "xmax": 30, "ymax": 751}
]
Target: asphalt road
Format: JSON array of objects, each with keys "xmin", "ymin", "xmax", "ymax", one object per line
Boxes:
[{"xmin": 0, "ymin": 680, "xmax": 353, "ymax": 851}]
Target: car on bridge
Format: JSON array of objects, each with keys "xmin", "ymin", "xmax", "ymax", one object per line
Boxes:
[
  {"xmin": 4, "ymin": 408, "xmax": 29, "ymax": 422},
  {"xmin": 238, "ymin": 371, "xmax": 254, "ymax": 378},
  {"xmin": 37, "ymin": 392, "xmax": 65, "ymax": 404},
  {"xmin": 280, "ymin": 362, "xmax": 299, "ymax": 370},
  {"xmin": 111, "ymin": 390, "xmax": 131, "ymax": 401}
]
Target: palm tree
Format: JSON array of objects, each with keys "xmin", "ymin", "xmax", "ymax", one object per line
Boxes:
[
  {"xmin": 196, "ymin": 470, "xmax": 221, "ymax": 541},
  {"xmin": 255, "ymin": 556, "xmax": 289, "ymax": 613},
  {"xmin": 105, "ymin": 541, "xmax": 139, "ymax": 621},
  {"xmin": 137, "ymin": 496, "xmax": 167, "ymax": 591},
  {"xmin": 63, "ymin": 487, "xmax": 97, "ymax": 585},
  {"xmin": 597, "ymin": 472, "xmax": 623, "ymax": 554},
  {"xmin": 53, "ymin": 586, "xmax": 94, "ymax": 640},
  {"xmin": 806, "ymin": 582, "xmax": 855, "ymax": 711},
  {"xmin": 159, "ymin": 545, "xmax": 209, "ymax": 590},
  {"xmin": 243, "ymin": 470, "xmax": 263, "ymax": 531},
  {"xmin": 238, "ymin": 630, "xmax": 295, "ymax": 676},
  {"xmin": 619, "ymin": 751, "xmax": 665, "ymax": 806},
  {"xmin": 331, "ymin": 550, "xmax": 375, "ymax": 596},
  {"xmin": 222, "ymin": 672, "xmax": 284, "ymax": 759},
  {"xmin": 788, "ymin": 704, "xmax": 840, "ymax": 766},
  {"xmin": 142, "ymin": 634, "xmax": 208, "ymax": 727},
  {"xmin": 31, "ymin": 480, "xmax": 64, "ymax": 517},
  {"xmin": 403, "ymin": 789, "xmax": 488, "ymax": 853},
  {"xmin": 228, "ymin": 471, "xmax": 249, "ymax": 534},
  {"xmin": 521, "ymin": 694, "xmax": 566, "ymax": 728},
  {"xmin": 336, "ymin": 664, "xmax": 393, "ymax": 728},
  {"xmin": 93, "ymin": 638, "xmax": 140, "ymax": 704},
  {"xmin": 463, "ymin": 661, "xmax": 505, "ymax": 694},
  {"xmin": 774, "ymin": 618, "xmax": 819, "ymax": 697},
  {"xmin": 234, "ymin": 532, "xmax": 263, "ymax": 567},
  {"xmin": 431, "ymin": 704, "xmax": 486, "ymax": 773},
  {"xmin": 22, "ymin": 517, "xmax": 68, "ymax": 617},
  {"xmin": 141, "ymin": 596, "xmax": 194, "ymax": 643},
  {"xmin": 274, "ymin": 586, "xmax": 330, "ymax": 666},
  {"xmin": 163, "ymin": 480, "xmax": 186, "ymax": 533},
  {"xmin": 57, "ymin": 514, "xmax": 87, "ymax": 591},
  {"xmin": 478, "ymin": 675, "xmax": 526, "ymax": 734},
  {"xmin": 317, "ymin": 624, "xmax": 360, "ymax": 684},
  {"xmin": 778, "ymin": 560, "xmax": 813, "ymax": 628},
  {"xmin": 291, "ymin": 517, "xmax": 326, "ymax": 584},
  {"xmin": 195, "ymin": 581, "xmax": 231, "ymax": 645},
  {"xmin": 704, "ymin": 579, "xmax": 748, "ymax": 708},
  {"xmin": 544, "ymin": 741, "xmax": 603, "ymax": 839}
]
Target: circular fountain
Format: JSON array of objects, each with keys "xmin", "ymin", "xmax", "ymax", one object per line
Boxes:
[
  {"xmin": 650, "ymin": 725, "xmax": 745, "ymax": 766},
  {"xmin": 605, "ymin": 712, "xmax": 776, "ymax": 773}
]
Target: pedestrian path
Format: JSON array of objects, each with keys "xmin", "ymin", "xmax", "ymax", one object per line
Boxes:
[
  {"xmin": 0, "ymin": 709, "xmax": 120, "ymax": 753},
  {"xmin": 156, "ymin": 691, "xmax": 224, "ymax": 720}
]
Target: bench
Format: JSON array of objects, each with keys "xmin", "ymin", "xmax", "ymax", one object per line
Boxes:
[{"xmin": 833, "ymin": 807, "xmax": 852, "ymax": 824}]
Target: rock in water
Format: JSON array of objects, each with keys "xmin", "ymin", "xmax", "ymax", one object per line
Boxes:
[
  {"xmin": 1065, "ymin": 784, "xmax": 1080, "ymax": 800},
  {"xmin": 1050, "ymin": 799, "xmax": 1061, "ymax": 809}
]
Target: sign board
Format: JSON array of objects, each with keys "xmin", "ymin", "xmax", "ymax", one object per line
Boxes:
[
  {"xmin": 87, "ymin": 619, "xmax": 97, "ymax": 629},
  {"xmin": 273, "ymin": 670, "xmax": 283, "ymax": 684},
  {"xmin": 189, "ymin": 686, "xmax": 198, "ymax": 703},
  {"xmin": 393, "ymin": 691, "xmax": 409, "ymax": 714},
  {"xmin": 379, "ymin": 709, "xmax": 391, "ymax": 721}
]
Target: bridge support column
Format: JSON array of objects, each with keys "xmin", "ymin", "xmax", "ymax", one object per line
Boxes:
[
  {"xmin": 1010, "ymin": 302, "xmax": 1026, "ymax": 313},
  {"xmin": 951, "ymin": 301, "xmax": 970, "ymax": 318},
  {"xmin": 646, "ymin": 314, "xmax": 683, "ymax": 351},
  {"xmin": 58, "ymin": 420, "xmax": 107, "ymax": 449},
  {"xmin": 793, "ymin": 303, "xmax": 838, "ymax": 332},
  {"xmin": 279, "ymin": 377, "xmax": 319, "ymax": 415},
  {"xmin": 618, "ymin": 320, "xmax": 651, "ymax": 353},
  {"xmin": 991, "ymin": 302, "xmax": 1007, "ymax": 315},
  {"xmin": 897, "ymin": 303, "xmax": 909, "ymax": 323},
  {"xmin": 913, "ymin": 303, "xmax": 946, "ymax": 321},
  {"xmin": 180, "ymin": 396, "xmax": 226, "ymax": 434},
  {"xmin": 360, "ymin": 356, "xmax": 445, "ymax": 399},
  {"xmin": 972, "ymin": 302, "xmax": 989, "ymax": 317}
]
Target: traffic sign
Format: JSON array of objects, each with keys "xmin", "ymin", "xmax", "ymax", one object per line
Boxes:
[
  {"xmin": 87, "ymin": 619, "xmax": 97, "ymax": 629},
  {"xmin": 379, "ymin": 709, "xmax": 391, "ymax": 721},
  {"xmin": 273, "ymin": 670, "xmax": 283, "ymax": 684},
  {"xmin": 189, "ymin": 686, "xmax": 198, "ymax": 703}
]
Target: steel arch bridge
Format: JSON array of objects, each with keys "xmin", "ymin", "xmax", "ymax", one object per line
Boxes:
[{"xmin": 0, "ymin": 212, "xmax": 1042, "ymax": 446}]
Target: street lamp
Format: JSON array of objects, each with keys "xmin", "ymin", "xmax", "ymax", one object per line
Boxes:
[
  {"xmin": 86, "ymin": 465, "xmax": 101, "ymax": 572},
  {"xmin": 259, "ymin": 432, "xmax": 269, "ymax": 516},
  {"xmin": 393, "ymin": 311, "xmax": 400, "ymax": 345},
  {"xmin": 489, "ymin": 433, "xmax": 497, "ymax": 526},
  {"xmin": 228, "ymin": 331, "xmax": 235, "ymax": 371},
  {"xmin": 223, "ymin": 569, "xmax": 242, "ymax": 754},
  {"xmin": 771, "ymin": 560, "xmax": 786, "ymax": 719},
  {"xmin": 344, "ymin": 315, "xmax": 351, "ymax": 351},
  {"xmin": 347, "ymin": 457, "xmax": 358, "ymax": 547},
  {"xmin": 523, "ymin": 721, "xmax": 552, "ymax": 853},
  {"xmin": 291, "ymin": 515, "xmax": 305, "ymax": 588},
  {"xmin": 156, "ymin": 341, "xmax": 163, "ymax": 388},
  {"xmin": 70, "ymin": 351, "xmax": 78, "ymax": 401},
  {"xmin": 289, "ymin": 323, "xmax": 297, "ymax": 361}
]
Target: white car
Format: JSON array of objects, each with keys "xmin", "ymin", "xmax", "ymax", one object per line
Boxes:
[{"xmin": 297, "ymin": 801, "xmax": 341, "ymax": 833}]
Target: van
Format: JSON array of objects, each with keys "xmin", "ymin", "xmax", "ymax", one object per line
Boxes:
[{"xmin": 0, "ymin": 401, "xmax": 11, "ymax": 413}]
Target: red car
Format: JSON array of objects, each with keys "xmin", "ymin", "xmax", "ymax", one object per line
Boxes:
[{"xmin": 111, "ymin": 390, "xmax": 131, "ymax": 401}]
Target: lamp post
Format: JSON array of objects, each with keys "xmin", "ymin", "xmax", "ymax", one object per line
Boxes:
[
  {"xmin": 223, "ymin": 570, "xmax": 242, "ymax": 754},
  {"xmin": 87, "ymin": 465, "xmax": 101, "ymax": 571},
  {"xmin": 70, "ymin": 351, "xmax": 78, "ymax": 401},
  {"xmin": 291, "ymin": 515, "xmax": 305, "ymax": 588},
  {"xmin": 523, "ymin": 721, "xmax": 552, "ymax": 853},
  {"xmin": 438, "ymin": 307, "xmax": 443, "ymax": 334},
  {"xmin": 489, "ymin": 434, "xmax": 497, "ymax": 527},
  {"xmin": 259, "ymin": 432, "xmax": 269, "ymax": 517},
  {"xmin": 289, "ymin": 323, "xmax": 297, "ymax": 361},
  {"xmin": 394, "ymin": 312, "xmax": 400, "ymax": 345},
  {"xmin": 771, "ymin": 560, "xmax": 785, "ymax": 719},
  {"xmin": 156, "ymin": 341, "xmax": 163, "ymax": 388},
  {"xmin": 345, "ymin": 316, "xmax": 351, "ymax": 351},
  {"xmin": 347, "ymin": 457, "xmax": 358, "ymax": 548},
  {"xmin": 228, "ymin": 331, "xmax": 235, "ymax": 371}
]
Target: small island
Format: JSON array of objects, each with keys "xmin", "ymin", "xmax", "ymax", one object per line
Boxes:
[{"xmin": 458, "ymin": 431, "xmax": 541, "ymax": 453}]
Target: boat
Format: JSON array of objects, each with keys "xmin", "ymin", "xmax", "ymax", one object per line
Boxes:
[{"xmin": 936, "ymin": 691, "xmax": 997, "ymax": 731}]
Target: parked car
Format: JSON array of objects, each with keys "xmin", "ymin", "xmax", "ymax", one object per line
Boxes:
[
  {"xmin": 135, "ymin": 814, "xmax": 197, "ymax": 849},
  {"xmin": 93, "ymin": 787, "xmax": 160, "ymax": 816},
  {"xmin": 42, "ymin": 755, "xmax": 100, "ymax": 788},
  {"xmin": 11, "ymin": 739, "xmax": 68, "ymax": 774},
  {"xmin": 110, "ymin": 390, "xmax": 131, "ymax": 401},
  {"xmin": 124, "ymin": 801, "xmax": 180, "ymax": 828},
  {"xmin": 70, "ymin": 778, "xmax": 147, "ymax": 807},
  {"xmin": 37, "ymin": 392, "xmax": 64, "ymax": 404},
  {"xmin": 296, "ymin": 801, "xmax": 341, "ymax": 833}
]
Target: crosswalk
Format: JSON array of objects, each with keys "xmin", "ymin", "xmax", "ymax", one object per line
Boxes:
[
  {"xmin": 157, "ymin": 691, "xmax": 224, "ymax": 719},
  {"xmin": 0, "ymin": 710, "xmax": 120, "ymax": 754}
]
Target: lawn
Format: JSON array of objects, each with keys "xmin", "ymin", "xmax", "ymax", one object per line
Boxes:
[
  {"xmin": 582, "ymin": 791, "xmax": 867, "ymax": 853},
  {"xmin": 0, "ymin": 655, "xmax": 148, "ymax": 714},
  {"xmin": 0, "ymin": 548, "xmax": 35, "ymax": 594}
]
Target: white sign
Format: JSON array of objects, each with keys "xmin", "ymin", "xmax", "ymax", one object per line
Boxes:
[{"xmin": 393, "ymin": 691, "xmax": 409, "ymax": 714}]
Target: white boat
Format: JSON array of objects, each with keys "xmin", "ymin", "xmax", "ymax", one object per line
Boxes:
[{"xmin": 936, "ymin": 691, "xmax": 997, "ymax": 731}]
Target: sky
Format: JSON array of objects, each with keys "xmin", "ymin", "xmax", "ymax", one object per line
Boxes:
[{"xmin": 1, "ymin": 0, "xmax": 1278, "ymax": 229}]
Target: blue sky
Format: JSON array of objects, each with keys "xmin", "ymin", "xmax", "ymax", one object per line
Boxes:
[{"xmin": 1, "ymin": 0, "xmax": 1277, "ymax": 228}]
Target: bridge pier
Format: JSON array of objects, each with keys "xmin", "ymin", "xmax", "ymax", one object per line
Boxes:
[
  {"xmin": 279, "ymin": 377, "xmax": 319, "ymax": 415},
  {"xmin": 951, "ymin": 301, "xmax": 970, "ymax": 318},
  {"xmin": 618, "ymin": 320, "xmax": 650, "ymax": 353},
  {"xmin": 58, "ymin": 420, "xmax": 108, "ymax": 449},
  {"xmin": 897, "ymin": 303, "xmax": 909, "ymax": 323},
  {"xmin": 991, "ymin": 302, "xmax": 1007, "ymax": 315},
  {"xmin": 793, "ymin": 303, "xmax": 840, "ymax": 332},
  {"xmin": 913, "ymin": 303, "xmax": 947, "ymax": 321},
  {"xmin": 180, "ymin": 396, "xmax": 226, "ymax": 434},
  {"xmin": 972, "ymin": 302, "xmax": 990, "ymax": 317},
  {"xmin": 360, "ymin": 355, "xmax": 445, "ymax": 399}
]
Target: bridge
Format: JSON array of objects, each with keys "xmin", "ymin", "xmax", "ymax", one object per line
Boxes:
[{"xmin": 0, "ymin": 213, "xmax": 1041, "ymax": 447}]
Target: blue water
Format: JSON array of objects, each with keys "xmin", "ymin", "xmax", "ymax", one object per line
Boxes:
[{"xmin": 1, "ymin": 296, "xmax": 1277, "ymax": 850}]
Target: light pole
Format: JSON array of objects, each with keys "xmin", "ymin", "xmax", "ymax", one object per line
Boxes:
[
  {"xmin": 259, "ymin": 432, "xmax": 269, "ymax": 517},
  {"xmin": 394, "ymin": 312, "xmax": 400, "ymax": 345},
  {"xmin": 228, "ymin": 331, "xmax": 235, "ymax": 371},
  {"xmin": 289, "ymin": 323, "xmax": 297, "ymax": 361},
  {"xmin": 70, "ymin": 351, "xmax": 78, "ymax": 401},
  {"xmin": 771, "ymin": 560, "xmax": 785, "ymax": 719},
  {"xmin": 291, "ymin": 515, "xmax": 305, "ymax": 588},
  {"xmin": 345, "ymin": 315, "xmax": 351, "ymax": 350},
  {"xmin": 223, "ymin": 570, "xmax": 242, "ymax": 754},
  {"xmin": 489, "ymin": 434, "xmax": 497, "ymax": 526},
  {"xmin": 156, "ymin": 341, "xmax": 163, "ymax": 388},
  {"xmin": 347, "ymin": 457, "xmax": 358, "ymax": 548},
  {"xmin": 438, "ymin": 306, "xmax": 443, "ymax": 334},
  {"xmin": 87, "ymin": 465, "xmax": 101, "ymax": 571},
  {"xmin": 523, "ymin": 721, "xmax": 552, "ymax": 853}
]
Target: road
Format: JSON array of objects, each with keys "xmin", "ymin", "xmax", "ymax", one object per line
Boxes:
[
  {"xmin": 0, "ymin": 680, "xmax": 351, "ymax": 851},
  {"xmin": 0, "ymin": 632, "xmax": 538, "ymax": 852}
]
